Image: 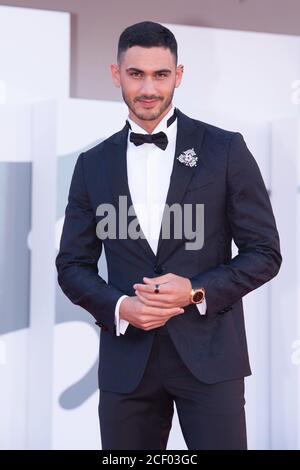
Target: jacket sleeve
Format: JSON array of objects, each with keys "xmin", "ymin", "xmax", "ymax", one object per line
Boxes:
[
  {"xmin": 190, "ymin": 132, "xmax": 282, "ymax": 315},
  {"xmin": 55, "ymin": 152, "xmax": 124, "ymax": 334}
]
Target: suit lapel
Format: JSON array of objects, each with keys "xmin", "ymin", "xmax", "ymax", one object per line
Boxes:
[
  {"xmin": 105, "ymin": 108, "xmax": 206, "ymax": 265},
  {"xmin": 106, "ymin": 124, "xmax": 156, "ymax": 262},
  {"xmin": 155, "ymin": 109, "xmax": 206, "ymax": 264}
]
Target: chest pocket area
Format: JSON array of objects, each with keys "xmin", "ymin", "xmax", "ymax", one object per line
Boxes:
[{"xmin": 185, "ymin": 180, "xmax": 215, "ymax": 193}]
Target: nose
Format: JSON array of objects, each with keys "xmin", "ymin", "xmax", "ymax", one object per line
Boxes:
[{"xmin": 139, "ymin": 76, "xmax": 157, "ymax": 97}]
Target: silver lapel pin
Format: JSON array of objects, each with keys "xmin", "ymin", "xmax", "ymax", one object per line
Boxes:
[{"xmin": 177, "ymin": 148, "xmax": 198, "ymax": 167}]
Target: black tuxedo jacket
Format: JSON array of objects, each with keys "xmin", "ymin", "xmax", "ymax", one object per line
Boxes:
[{"xmin": 56, "ymin": 108, "xmax": 282, "ymax": 393}]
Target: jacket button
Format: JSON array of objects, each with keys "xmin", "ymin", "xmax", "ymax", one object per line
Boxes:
[
  {"xmin": 154, "ymin": 265, "xmax": 164, "ymax": 275},
  {"xmin": 95, "ymin": 321, "xmax": 107, "ymax": 329}
]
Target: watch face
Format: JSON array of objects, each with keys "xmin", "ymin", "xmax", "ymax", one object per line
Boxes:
[{"xmin": 193, "ymin": 290, "xmax": 204, "ymax": 303}]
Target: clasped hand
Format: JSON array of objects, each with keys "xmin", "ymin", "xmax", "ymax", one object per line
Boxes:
[{"xmin": 119, "ymin": 273, "xmax": 191, "ymax": 331}]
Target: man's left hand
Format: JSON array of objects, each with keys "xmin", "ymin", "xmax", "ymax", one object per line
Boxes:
[{"xmin": 133, "ymin": 273, "xmax": 192, "ymax": 309}]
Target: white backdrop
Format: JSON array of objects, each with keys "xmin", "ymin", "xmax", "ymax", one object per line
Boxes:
[
  {"xmin": 0, "ymin": 6, "xmax": 69, "ymax": 450},
  {"xmin": 0, "ymin": 5, "xmax": 299, "ymax": 449}
]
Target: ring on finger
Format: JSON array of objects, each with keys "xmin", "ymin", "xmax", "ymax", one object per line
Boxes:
[{"xmin": 154, "ymin": 284, "xmax": 160, "ymax": 294}]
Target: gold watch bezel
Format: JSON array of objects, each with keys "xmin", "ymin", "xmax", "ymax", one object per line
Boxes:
[{"xmin": 190, "ymin": 287, "xmax": 205, "ymax": 304}]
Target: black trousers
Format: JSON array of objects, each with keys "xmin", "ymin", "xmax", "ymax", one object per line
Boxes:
[{"xmin": 98, "ymin": 328, "xmax": 247, "ymax": 450}]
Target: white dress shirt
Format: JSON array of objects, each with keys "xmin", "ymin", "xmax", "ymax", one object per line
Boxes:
[{"xmin": 114, "ymin": 105, "xmax": 207, "ymax": 336}]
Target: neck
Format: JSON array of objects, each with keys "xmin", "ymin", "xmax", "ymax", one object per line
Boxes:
[{"xmin": 128, "ymin": 104, "xmax": 173, "ymax": 134}]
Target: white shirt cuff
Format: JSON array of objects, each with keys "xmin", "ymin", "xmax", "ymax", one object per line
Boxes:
[
  {"xmin": 114, "ymin": 295, "xmax": 130, "ymax": 336},
  {"xmin": 196, "ymin": 297, "xmax": 207, "ymax": 315}
]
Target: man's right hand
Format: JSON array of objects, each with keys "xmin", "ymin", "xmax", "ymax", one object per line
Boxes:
[{"xmin": 119, "ymin": 296, "xmax": 184, "ymax": 331}]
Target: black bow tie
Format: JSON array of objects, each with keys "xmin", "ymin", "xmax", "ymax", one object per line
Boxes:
[
  {"xmin": 129, "ymin": 131, "xmax": 168, "ymax": 150},
  {"xmin": 126, "ymin": 107, "xmax": 177, "ymax": 151}
]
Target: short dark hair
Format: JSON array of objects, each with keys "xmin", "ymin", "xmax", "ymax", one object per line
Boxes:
[{"xmin": 117, "ymin": 21, "xmax": 178, "ymax": 64}]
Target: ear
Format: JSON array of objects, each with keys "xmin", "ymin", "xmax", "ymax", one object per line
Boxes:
[
  {"xmin": 110, "ymin": 63, "xmax": 121, "ymax": 88},
  {"xmin": 175, "ymin": 64, "xmax": 184, "ymax": 88}
]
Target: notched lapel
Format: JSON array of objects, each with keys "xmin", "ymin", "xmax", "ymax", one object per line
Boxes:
[
  {"xmin": 156, "ymin": 110, "xmax": 206, "ymax": 263},
  {"xmin": 104, "ymin": 110, "xmax": 207, "ymax": 265},
  {"xmin": 105, "ymin": 125, "xmax": 156, "ymax": 261}
]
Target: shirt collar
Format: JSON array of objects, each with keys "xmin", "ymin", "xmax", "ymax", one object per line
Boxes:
[{"xmin": 126, "ymin": 105, "xmax": 176, "ymax": 135}]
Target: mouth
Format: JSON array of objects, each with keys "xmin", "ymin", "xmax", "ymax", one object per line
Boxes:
[{"xmin": 138, "ymin": 99, "xmax": 160, "ymax": 108}]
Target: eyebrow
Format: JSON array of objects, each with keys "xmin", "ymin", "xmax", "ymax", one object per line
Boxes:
[{"xmin": 125, "ymin": 67, "xmax": 172, "ymax": 74}]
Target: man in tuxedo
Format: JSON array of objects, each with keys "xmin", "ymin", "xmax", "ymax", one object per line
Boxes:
[{"xmin": 56, "ymin": 21, "xmax": 282, "ymax": 450}]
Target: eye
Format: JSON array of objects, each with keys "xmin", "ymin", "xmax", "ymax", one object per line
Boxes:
[
  {"xmin": 130, "ymin": 72, "xmax": 142, "ymax": 77},
  {"xmin": 156, "ymin": 73, "xmax": 168, "ymax": 78}
]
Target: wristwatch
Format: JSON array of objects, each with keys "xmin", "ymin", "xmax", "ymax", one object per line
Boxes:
[{"xmin": 190, "ymin": 287, "xmax": 205, "ymax": 304}]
